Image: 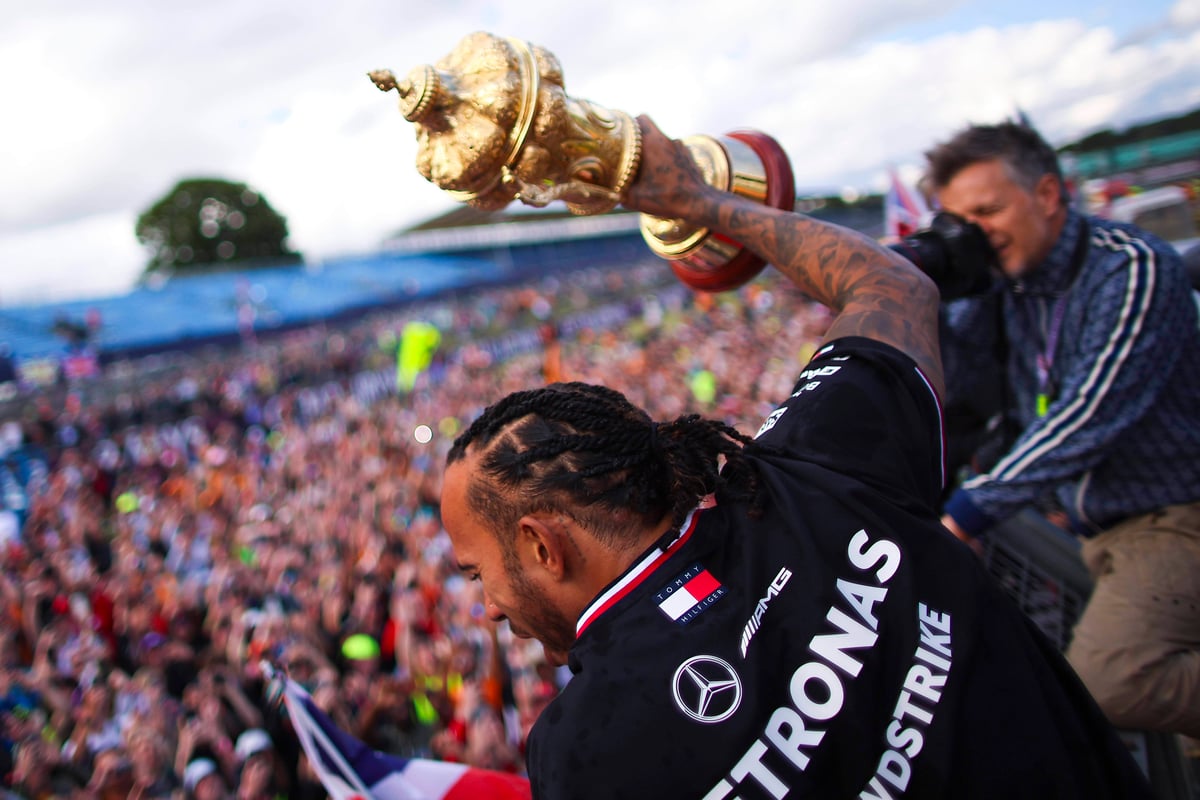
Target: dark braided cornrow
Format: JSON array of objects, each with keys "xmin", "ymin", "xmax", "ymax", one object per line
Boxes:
[{"xmin": 448, "ymin": 382, "xmax": 763, "ymax": 549}]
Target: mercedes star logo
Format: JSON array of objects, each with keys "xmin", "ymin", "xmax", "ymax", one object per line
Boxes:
[{"xmin": 671, "ymin": 654, "xmax": 743, "ymax": 724}]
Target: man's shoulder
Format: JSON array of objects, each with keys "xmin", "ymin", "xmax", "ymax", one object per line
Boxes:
[
  {"xmin": 1085, "ymin": 214, "xmax": 1184, "ymax": 265},
  {"xmin": 1078, "ymin": 216, "xmax": 1197, "ymax": 321},
  {"xmin": 754, "ymin": 337, "xmax": 945, "ymax": 511}
]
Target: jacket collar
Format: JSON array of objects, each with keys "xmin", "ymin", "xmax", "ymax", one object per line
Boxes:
[{"xmin": 1009, "ymin": 208, "xmax": 1087, "ymax": 297}]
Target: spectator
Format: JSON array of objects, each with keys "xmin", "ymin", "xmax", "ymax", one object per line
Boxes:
[
  {"xmin": 60, "ymin": 682, "xmax": 121, "ymax": 771},
  {"xmin": 10, "ymin": 734, "xmax": 83, "ymax": 798},
  {"xmin": 233, "ymin": 728, "xmax": 286, "ymax": 800},
  {"xmin": 184, "ymin": 757, "xmax": 232, "ymax": 800},
  {"xmin": 82, "ymin": 745, "xmax": 135, "ymax": 799},
  {"xmin": 126, "ymin": 727, "xmax": 179, "ymax": 798}
]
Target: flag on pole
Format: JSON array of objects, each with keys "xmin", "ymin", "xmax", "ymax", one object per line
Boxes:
[
  {"xmin": 279, "ymin": 675, "xmax": 532, "ymax": 800},
  {"xmin": 397, "ymin": 320, "xmax": 441, "ymax": 392},
  {"xmin": 884, "ymin": 167, "xmax": 930, "ymax": 240}
]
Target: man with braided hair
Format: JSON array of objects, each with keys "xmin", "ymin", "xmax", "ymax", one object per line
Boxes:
[{"xmin": 439, "ymin": 117, "xmax": 1151, "ymax": 799}]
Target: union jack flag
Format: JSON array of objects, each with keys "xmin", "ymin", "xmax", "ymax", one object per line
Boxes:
[
  {"xmin": 884, "ymin": 167, "xmax": 930, "ymax": 240},
  {"xmin": 279, "ymin": 675, "xmax": 531, "ymax": 800}
]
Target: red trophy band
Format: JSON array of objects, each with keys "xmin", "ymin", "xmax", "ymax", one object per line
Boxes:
[{"xmin": 642, "ymin": 129, "xmax": 796, "ymax": 293}]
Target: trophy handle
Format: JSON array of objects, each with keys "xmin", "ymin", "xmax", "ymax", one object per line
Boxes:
[{"xmin": 641, "ymin": 130, "xmax": 795, "ymax": 293}]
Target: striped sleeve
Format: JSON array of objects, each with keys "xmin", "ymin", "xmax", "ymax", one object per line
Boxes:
[{"xmin": 955, "ymin": 226, "xmax": 1184, "ymax": 532}]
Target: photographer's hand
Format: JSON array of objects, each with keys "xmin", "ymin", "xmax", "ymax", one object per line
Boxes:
[{"xmin": 941, "ymin": 514, "xmax": 983, "ymax": 557}]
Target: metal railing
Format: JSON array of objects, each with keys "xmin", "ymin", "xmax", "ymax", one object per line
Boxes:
[{"xmin": 983, "ymin": 510, "xmax": 1196, "ymax": 799}]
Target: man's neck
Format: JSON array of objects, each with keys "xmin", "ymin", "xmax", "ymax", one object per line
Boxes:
[{"xmin": 588, "ymin": 513, "xmax": 674, "ymax": 588}]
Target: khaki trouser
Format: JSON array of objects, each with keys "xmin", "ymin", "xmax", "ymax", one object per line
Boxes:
[{"xmin": 1065, "ymin": 501, "xmax": 1200, "ymax": 738}]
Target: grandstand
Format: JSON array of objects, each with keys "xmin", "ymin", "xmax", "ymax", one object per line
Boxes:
[
  {"xmin": 0, "ymin": 202, "xmax": 885, "ymax": 382},
  {"xmin": 0, "ymin": 213, "xmax": 649, "ymax": 369}
]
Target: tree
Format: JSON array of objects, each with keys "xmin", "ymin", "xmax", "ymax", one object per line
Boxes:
[{"xmin": 135, "ymin": 178, "xmax": 300, "ymax": 275}]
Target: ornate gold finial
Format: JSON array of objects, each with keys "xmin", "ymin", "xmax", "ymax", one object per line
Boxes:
[
  {"xmin": 367, "ymin": 69, "xmax": 397, "ymax": 93},
  {"xmin": 368, "ymin": 66, "xmax": 441, "ymax": 123}
]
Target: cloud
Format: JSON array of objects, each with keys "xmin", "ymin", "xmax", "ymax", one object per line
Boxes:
[
  {"xmin": 740, "ymin": 18, "xmax": 1200, "ymax": 193},
  {"xmin": 1, "ymin": 0, "xmax": 1198, "ymax": 305},
  {"xmin": 0, "ymin": 212, "xmax": 143, "ymax": 306},
  {"xmin": 248, "ymin": 81, "xmax": 454, "ymax": 261},
  {"xmin": 1170, "ymin": 0, "xmax": 1200, "ymax": 29}
]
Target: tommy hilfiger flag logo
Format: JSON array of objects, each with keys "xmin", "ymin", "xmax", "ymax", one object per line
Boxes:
[{"xmin": 655, "ymin": 563, "xmax": 726, "ymax": 624}]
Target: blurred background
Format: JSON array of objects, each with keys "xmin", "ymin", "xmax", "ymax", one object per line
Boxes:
[
  {"xmin": 2, "ymin": 0, "xmax": 1199, "ymax": 305},
  {"xmin": 1, "ymin": 2, "xmax": 1199, "ymax": 798}
]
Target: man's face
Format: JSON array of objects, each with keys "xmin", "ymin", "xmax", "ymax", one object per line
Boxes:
[
  {"xmin": 129, "ymin": 735, "xmax": 162, "ymax": 777},
  {"xmin": 13, "ymin": 739, "xmax": 51, "ymax": 787},
  {"xmin": 935, "ymin": 159, "xmax": 1063, "ymax": 279},
  {"xmin": 194, "ymin": 774, "xmax": 227, "ymax": 800},
  {"xmin": 441, "ymin": 457, "xmax": 575, "ymax": 665},
  {"xmin": 240, "ymin": 753, "xmax": 273, "ymax": 792}
]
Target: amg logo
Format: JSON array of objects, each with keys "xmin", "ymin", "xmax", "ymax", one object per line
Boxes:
[
  {"xmin": 797, "ymin": 364, "xmax": 842, "ymax": 382},
  {"xmin": 739, "ymin": 566, "xmax": 793, "ymax": 657},
  {"xmin": 755, "ymin": 408, "xmax": 787, "ymax": 439}
]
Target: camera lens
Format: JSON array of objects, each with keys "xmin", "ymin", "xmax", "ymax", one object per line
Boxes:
[{"xmin": 889, "ymin": 235, "xmax": 949, "ymax": 285}]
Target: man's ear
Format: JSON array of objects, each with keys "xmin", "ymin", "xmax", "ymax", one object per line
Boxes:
[
  {"xmin": 1034, "ymin": 173, "xmax": 1063, "ymax": 216},
  {"xmin": 516, "ymin": 513, "xmax": 569, "ymax": 580}
]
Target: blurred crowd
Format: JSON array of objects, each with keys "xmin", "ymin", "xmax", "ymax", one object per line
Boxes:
[{"xmin": 0, "ymin": 260, "xmax": 830, "ymax": 799}]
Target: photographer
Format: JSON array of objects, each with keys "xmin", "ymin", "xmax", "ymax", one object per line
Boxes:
[{"xmin": 922, "ymin": 120, "xmax": 1200, "ymax": 739}]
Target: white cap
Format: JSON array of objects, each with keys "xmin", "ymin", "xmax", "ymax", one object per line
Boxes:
[
  {"xmin": 234, "ymin": 728, "xmax": 273, "ymax": 761},
  {"xmin": 183, "ymin": 758, "xmax": 219, "ymax": 791},
  {"xmin": 0, "ymin": 510, "xmax": 19, "ymax": 549},
  {"xmin": 0, "ymin": 421, "xmax": 21, "ymax": 455}
]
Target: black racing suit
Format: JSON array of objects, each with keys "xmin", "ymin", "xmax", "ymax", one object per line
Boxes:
[{"xmin": 527, "ymin": 337, "xmax": 1150, "ymax": 799}]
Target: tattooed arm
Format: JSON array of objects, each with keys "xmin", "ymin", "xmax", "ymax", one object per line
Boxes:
[{"xmin": 623, "ymin": 115, "xmax": 944, "ymax": 396}]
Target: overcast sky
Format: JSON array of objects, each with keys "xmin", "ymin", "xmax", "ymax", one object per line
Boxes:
[{"xmin": 2, "ymin": 0, "xmax": 1198, "ymax": 306}]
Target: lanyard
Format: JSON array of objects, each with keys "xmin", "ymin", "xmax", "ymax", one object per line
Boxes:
[
  {"xmin": 1035, "ymin": 296, "xmax": 1068, "ymax": 417},
  {"xmin": 1033, "ymin": 222, "xmax": 1090, "ymax": 417}
]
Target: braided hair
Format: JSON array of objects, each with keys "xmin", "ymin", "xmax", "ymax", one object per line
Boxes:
[{"xmin": 447, "ymin": 382, "xmax": 762, "ymax": 551}]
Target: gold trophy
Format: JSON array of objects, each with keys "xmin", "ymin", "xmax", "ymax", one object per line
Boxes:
[{"xmin": 369, "ymin": 31, "xmax": 794, "ymax": 292}]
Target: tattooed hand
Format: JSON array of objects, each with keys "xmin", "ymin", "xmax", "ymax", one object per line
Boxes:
[{"xmin": 622, "ymin": 115, "xmax": 721, "ymax": 225}]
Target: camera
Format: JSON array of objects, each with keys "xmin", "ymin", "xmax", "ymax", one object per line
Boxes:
[{"xmin": 889, "ymin": 211, "xmax": 998, "ymax": 300}]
